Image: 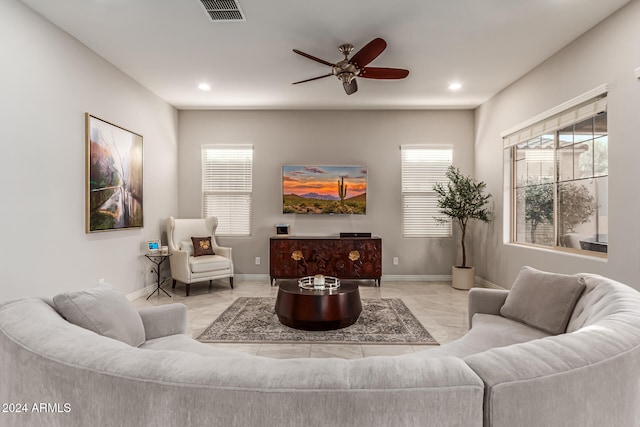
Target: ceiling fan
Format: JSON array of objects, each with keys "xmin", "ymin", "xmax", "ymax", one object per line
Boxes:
[{"xmin": 292, "ymin": 38, "xmax": 409, "ymax": 95}]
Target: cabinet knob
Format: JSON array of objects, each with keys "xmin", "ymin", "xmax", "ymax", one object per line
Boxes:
[
  {"xmin": 291, "ymin": 250, "xmax": 303, "ymax": 261},
  {"xmin": 348, "ymin": 250, "xmax": 360, "ymax": 261}
]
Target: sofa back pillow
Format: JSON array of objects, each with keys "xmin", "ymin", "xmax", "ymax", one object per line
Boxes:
[
  {"xmin": 53, "ymin": 281, "xmax": 145, "ymax": 347},
  {"xmin": 500, "ymin": 266, "xmax": 586, "ymax": 335}
]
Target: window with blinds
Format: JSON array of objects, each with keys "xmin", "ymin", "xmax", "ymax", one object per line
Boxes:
[
  {"xmin": 401, "ymin": 145, "xmax": 453, "ymax": 237},
  {"xmin": 201, "ymin": 145, "xmax": 253, "ymax": 237},
  {"xmin": 505, "ymin": 91, "xmax": 608, "ymax": 256}
]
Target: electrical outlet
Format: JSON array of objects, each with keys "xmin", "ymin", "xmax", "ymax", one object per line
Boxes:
[
  {"xmin": 393, "ymin": 257, "xmax": 399, "ymax": 266},
  {"xmin": 255, "ymin": 257, "xmax": 261, "ymax": 265}
]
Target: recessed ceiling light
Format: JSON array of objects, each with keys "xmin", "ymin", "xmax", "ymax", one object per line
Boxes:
[
  {"xmin": 448, "ymin": 82, "xmax": 462, "ymax": 91},
  {"xmin": 198, "ymin": 83, "xmax": 211, "ymax": 91}
]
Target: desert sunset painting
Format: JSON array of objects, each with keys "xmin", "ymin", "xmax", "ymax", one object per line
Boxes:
[{"xmin": 282, "ymin": 165, "xmax": 367, "ymax": 214}]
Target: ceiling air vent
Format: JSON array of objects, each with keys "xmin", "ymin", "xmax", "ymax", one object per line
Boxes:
[{"xmin": 198, "ymin": 0, "xmax": 246, "ymax": 22}]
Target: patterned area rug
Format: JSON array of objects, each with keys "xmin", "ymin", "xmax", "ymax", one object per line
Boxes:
[{"xmin": 197, "ymin": 297, "xmax": 438, "ymax": 345}]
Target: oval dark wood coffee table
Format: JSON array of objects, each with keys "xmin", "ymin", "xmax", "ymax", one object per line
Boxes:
[{"xmin": 274, "ymin": 280, "xmax": 362, "ymax": 331}]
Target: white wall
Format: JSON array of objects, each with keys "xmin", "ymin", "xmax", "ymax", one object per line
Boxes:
[
  {"xmin": 178, "ymin": 110, "xmax": 475, "ymax": 278},
  {"xmin": 0, "ymin": 0, "xmax": 179, "ymax": 301},
  {"xmin": 17, "ymin": 0, "xmax": 632, "ymax": 294},
  {"xmin": 473, "ymin": 0, "xmax": 640, "ymax": 289}
]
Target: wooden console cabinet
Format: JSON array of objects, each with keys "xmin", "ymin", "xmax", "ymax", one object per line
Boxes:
[{"xmin": 269, "ymin": 236, "xmax": 382, "ymax": 286}]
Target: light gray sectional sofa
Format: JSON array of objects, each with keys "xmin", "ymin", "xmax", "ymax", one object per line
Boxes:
[{"xmin": 1, "ymin": 267, "xmax": 640, "ymax": 427}]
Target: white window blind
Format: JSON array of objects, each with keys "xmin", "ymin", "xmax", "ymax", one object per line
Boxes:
[
  {"xmin": 201, "ymin": 145, "xmax": 253, "ymax": 236},
  {"xmin": 401, "ymin": 145, "xmax": 453, "ymax": 237},
  {"xmin": 503, "ymin": 91, "xmax": 607, "ymax": 148}
]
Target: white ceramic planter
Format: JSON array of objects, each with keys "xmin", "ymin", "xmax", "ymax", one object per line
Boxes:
[{"xmin": 451, "ymin": 266, "xmax": 475, "ymax": 290}]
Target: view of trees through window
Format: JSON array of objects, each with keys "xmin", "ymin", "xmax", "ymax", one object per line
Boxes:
[{"xmin": 512, "ymin": 112, "xmax": 608, "ymax": 255}]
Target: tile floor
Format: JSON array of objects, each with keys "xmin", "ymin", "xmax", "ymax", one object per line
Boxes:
[{"xmin": 131, "ymin": 279, "xmax": 470, "ymax": 359}]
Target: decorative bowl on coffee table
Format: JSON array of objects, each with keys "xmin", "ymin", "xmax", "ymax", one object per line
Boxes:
[{"xmin": 297, "ymin": 275, "xmax": 340, "ymax": 290}]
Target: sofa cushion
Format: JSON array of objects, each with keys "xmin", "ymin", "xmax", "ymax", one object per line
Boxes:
[
  {"xmin": 140, "ymin": 334, "xmax": 253, "ymax": 358},
  {"xmin": 191, "ymin": 236, "xmax": 215, "ymax": 257},
  {"xmin": 53, "ymin": 281, "xmax": 145, "ymax": 347},
  {"xmin": 500, "ymin": 266, "xmax": 586, "ymax": 335},
  {"xmin": 190, "ymin": 255, "xmax": 231, "ymax": 273},
  {"xmin": 411, "ymin": 313, "xmax": 550, "ymax": 359}
]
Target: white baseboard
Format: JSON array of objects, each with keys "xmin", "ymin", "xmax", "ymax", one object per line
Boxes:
[
  {"xmin": 127, "ymin": 275, "xmax": 504, "ymax": 299},
  {"xmin": 475, "ymin": 276, "xmax": 505, "ymax": 289},
  {"xmin": 382, "ymin": 274, "xmax": 451, "ymax": 282},
  {"xmin": 238, "ymin": 274, "xmax": 454, "ymax": 283},
  {"xmin": 236, "ymin": 274, "xmax": 453, "ymax": 283},
  {"xmin": 235, "ymin": 274, "xmax": 271, "ymax": 282},
  {"xmin": 127, "ymin": 284, "xmax": 158, "ymax": 301},
  {"xmin": 236, "ymin": 274, "xmax": 467, "ymax": 283},
  {"xmin": 385, "ymin": 274, "xmax": 505, "ymax": 288}
]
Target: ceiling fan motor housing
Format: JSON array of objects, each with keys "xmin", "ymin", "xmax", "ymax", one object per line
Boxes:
[{"xmin": 333, "ymin": 60, "xmax": 359, "ymax": 83}]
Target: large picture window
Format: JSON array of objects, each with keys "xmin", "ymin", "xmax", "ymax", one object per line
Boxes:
[
  {"xmin": 201, "ymin": 145, "xmax": 253, "ymax": 237},
  {"xmin": 508, "ymin": 96, "xmax": 607, "ymax": 255},
  {"xmin": 401, "ymin": 145, "xmax": 453, "ymax": 237}
]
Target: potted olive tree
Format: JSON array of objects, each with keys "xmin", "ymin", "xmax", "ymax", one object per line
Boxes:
[{"xmin": 434, "ymin": 166, "xmax": 492, "ymax": 290}]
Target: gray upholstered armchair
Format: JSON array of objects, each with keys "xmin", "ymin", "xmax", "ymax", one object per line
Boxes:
[{"xmin": 166, "ymin": 217, "xmax": 234, "ymax": 296}]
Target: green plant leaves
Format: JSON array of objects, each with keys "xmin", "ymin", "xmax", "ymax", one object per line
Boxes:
[{"xmin": 433, "ymin": 166, "xmax": 492, "ymax": 268}]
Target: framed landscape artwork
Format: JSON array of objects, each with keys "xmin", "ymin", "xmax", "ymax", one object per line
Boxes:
[
  {"xmin": 85, "ymin": 113, "xmax": 143, "ymax": 233},
  {"xmin": 282, "ymin": 165, "xmax": 367, "ymax": 214}
]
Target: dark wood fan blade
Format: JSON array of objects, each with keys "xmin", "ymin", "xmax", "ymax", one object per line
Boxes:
[
  {"xmin": 359, "ymin": 67, "xmax": 409, "ymax": 79},
  {"xmin": 292, "ymin": 74, "xmax": 333, "ymax": 85},
  {"xmin": 350, "ymin": 38, "xmax": 387, "ymax": 68},
  {"xmin": 343, "ymin": 79, "xmax": 358, "ymax": 95},
  {"xmin": 293, "ymin": 49, "xmax": 335, "ymax": 67}
]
